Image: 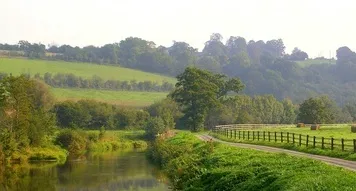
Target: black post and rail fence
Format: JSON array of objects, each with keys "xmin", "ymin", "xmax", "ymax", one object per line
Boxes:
[{"xmin": 212, "ymin": 128, "xmax": 356, "ymax": 153}]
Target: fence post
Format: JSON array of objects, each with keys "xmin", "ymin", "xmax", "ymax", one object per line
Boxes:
[
  {"xmin": 306, "ymin": 135, "xmax": 309, "ymax": 147},
  {"xmin": 280, "ymin": 132, "xmax": 283, "ymax": 142},
  {"xmin": 354, "ymin": 139, "xmax": 356, "ymax": 153},
  {"xmin": 274, "ymin": 132, "xmax": 277, "ymax": 142},
  {"xmin": 252, "ymin": 131, "xmax": 255, "ymax": 141},
  {"xmin": 268, "ymin": 132, "xmax": 271, "ymax": 142},
  {"xmin": 234, "ymin": 129, "xmax": 237, "ymax": 139},
  {"xmin": 231, "ymin": 129, "xmax": 233, "ymax": 138},
  {"xmin": 263, "ymin": 131, "xmax": 265, "ymax": 141},
  {"xmin": 299, "ymin": 134, "xmax": 302, "ymax": 146},
  {"xmin": 341, "ymin": 139, "xmax": 344, "ymax": 151},
  {"xmin": 287, "ymin": 132, "xmax": 289, "ymax": 143},
  {"xmin": 248, "ymin": 131, "xmax": 250, "ymax": 140},
  {"xmin": 243, "ymin": 131, "xmax": 245, "ymax": 140},
  {"xmin": 292, "ymin": 133, "xmax": 295, "ymax": 144},
  {"xmin": 331, "ymin": 138, "xmax": 334, "ymax": 150},
  {"xmin": 322, "ymin": 137, "xmax": 324, "ymax": 149},
  {"xmin": 258, "ymin": 131, "xmax": 260, "ymax": 141},
  {"xmin": 239, "ymin": 131, "xmax": 241, "ymax": 139},
  {"xmin": 313, "ymin": 136, "xmax": 316, "ymax": 148}
]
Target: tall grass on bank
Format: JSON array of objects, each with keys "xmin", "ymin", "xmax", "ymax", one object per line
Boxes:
[
  {"xmin": 56, "ymin": 129, "xmax": 147, "ymax": 158},
  {"xmin": 149, "ymin": 132, "xmax": 356, "ymax": 191}
]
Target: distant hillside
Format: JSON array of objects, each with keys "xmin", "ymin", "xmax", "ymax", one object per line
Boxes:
[
  {"xmin": 296, "ymin": 59, "xmax": 336, "ymax": 67},
  {"xmin": 52, "ymin": 88, "xmax": 168, "ymax": 107},
  {"xmin": 0, "ymin": 58, "xmax": 176, "ymax": 84}
]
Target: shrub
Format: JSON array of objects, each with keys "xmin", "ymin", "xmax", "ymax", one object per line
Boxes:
[
  {"xmin": 55, "ymin": 129, "xmax": 88, "ymax": 157},
  {"xmin": 145, "ymin": 117, "xmax": 167, "ymax": 140}
]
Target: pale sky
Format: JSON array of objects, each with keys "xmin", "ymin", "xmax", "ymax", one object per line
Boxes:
[{"xmin": 1, "ymin": 0, "xmax": 356, "ymax": 58}]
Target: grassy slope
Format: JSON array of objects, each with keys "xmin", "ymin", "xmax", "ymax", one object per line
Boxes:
[
  {"xmin": 296, "ymin": 58, "xmax": 336, "ymax": 67},
  {"xmin": 0, "ymin": 57, "xmax": 176, "ymax": 84},
  {"xmin": 52, "ymin": 88, "xmax": 168, "ymax": 107},
  {"xmin": 152, "ymin": 132, "xmax": 356, "ymax": 190}
]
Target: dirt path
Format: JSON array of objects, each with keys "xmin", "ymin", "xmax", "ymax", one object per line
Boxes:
[{"xmin": 198, "ymin": 134, "xmax": 356, "ymax": 171}]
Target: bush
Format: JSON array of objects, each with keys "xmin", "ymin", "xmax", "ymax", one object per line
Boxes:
[
  {"xmin": 88, "ymin": 132, "xmax": 99, "ymax": 142},
  {"xmin": 55, "ymin": 129, "xmax": 88, "ymax": 157},
  {"xmin": 145, "ymin": 117, "xmax": 167, "ymax": 140}
]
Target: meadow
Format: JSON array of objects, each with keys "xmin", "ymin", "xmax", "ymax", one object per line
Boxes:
[
  {"xmin": 0, "ymin": 57, "xmax": 176, "ymax": 84},
  {"xmin": 255, "ymin": 124, "xmax": 356, "ymax": 139},
  {"xmin": 52, "ymin": 88, "xmax": 168, "ymax": 107},
  {"xmin": 149, "ymin": 132, "xmax": 356, "ymax": 190}
]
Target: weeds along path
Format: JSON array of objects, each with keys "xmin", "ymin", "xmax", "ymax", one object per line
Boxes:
[{"xmin": 198, "ymin": 134, "xmax": 356, "ymax": 171}]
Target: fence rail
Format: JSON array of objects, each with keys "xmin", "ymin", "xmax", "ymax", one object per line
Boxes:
[
  {"xmin": 216, "ymin": 124, "xmax": 350, "ymax": 129},
  {"xmin": 213, "ymin": 128, "xmax": 356, "ymax": 152}
]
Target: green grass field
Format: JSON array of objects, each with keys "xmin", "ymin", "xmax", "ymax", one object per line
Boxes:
[
  {"xmin": 296, "ymin": 58, "xmax": 336, "ymax": 67},
  {"xmin": 52, "ymin": 88, "xmax": 168, "ymax": 107},
  {"xmin": 0, "ymin": 57, "xmax": 176, "ymax": 84},
  {"xmin": 256, "ymin": 125, "xmax": 356, "ymax": 139}
]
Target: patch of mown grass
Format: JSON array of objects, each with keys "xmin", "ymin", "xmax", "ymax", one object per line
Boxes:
[{"xmin": 149, "ymin": 132, "xmax": 356, "ymax": 191}]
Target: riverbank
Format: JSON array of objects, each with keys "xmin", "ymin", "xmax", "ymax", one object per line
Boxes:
[
  {"xmin": 149, "ymin": 132, "xmax": 356, "ymax": 190},
  {"xmin": 1, "ymin": 130, "xmax": 148, "ymax": 164}
]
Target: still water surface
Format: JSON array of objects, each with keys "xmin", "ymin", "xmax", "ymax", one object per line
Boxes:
[{"xmin": 0, "ymin": 150, "xmax": 170, "ymax": 191}]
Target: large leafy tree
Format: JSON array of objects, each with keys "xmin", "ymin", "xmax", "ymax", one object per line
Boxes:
[
  {"xmin": 298, "ymin": 96, "xmax": 338, "ymax": 124},
  {"xmin": 171, "ymin": 67, "xmax": 244, "ymax": 131},
  {"xmin": 0, "ymin": 76, "xmax": 56, "ymax": 158}
]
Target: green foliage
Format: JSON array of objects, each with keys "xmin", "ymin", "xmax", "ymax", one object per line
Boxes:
[
  {"xmin": 53, "ymin": 100, "xmax": 150, "ymax": 130},
  {"xmin": 150, "ymin": 132, "xmax": 356, "ymax": 191},
  {"xmin": 146, "ymin": 98, "xmax": 182, "ymax": 129},
  {"xmin": 298, "ymin": 96, "xmax": 342, "ymax": 124},
  {"xmin": 55, "ymin": 129, "xmax": 88, "ymax": 157},
  {"xmin": 171, "ymin": 67, "xmax": 243, "ymax": 131},
  {"xmin": 0, "ymin": 76, "xmax": 57, "ymax": 159},
  {"xmin": 26, "ymin": 146, "xmax": 67, "ymax": 163},
  {"xmin": 145, "ymin": 117, "xmax": 167, "ymax": 140}
]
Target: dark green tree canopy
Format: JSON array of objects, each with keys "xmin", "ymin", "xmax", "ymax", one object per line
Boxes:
[
  {"xmin": 171, "ymin": 67, "xmax": 244, "ymax": 131},
  {"xmin": 298, "ymin": 96, "xmax": 339, "ymax": 124}
]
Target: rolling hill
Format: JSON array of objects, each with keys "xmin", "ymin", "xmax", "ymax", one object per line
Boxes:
[
  {"xmin": 0, "ymin": 58, "xmax": 174, "ymax": 107},
  {"xmin": 0, "ymin": 58, "xmax": 176, "ymax": 84}
]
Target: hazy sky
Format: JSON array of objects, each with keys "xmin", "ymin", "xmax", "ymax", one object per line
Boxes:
[{"xmin": 2, "ymin": 0, "xmax": 356, "ymax": 57}]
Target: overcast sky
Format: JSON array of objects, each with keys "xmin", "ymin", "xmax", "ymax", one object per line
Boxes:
[{"xmin": 1, "ymin": 0, "xmax": 355, "ymax": 58}]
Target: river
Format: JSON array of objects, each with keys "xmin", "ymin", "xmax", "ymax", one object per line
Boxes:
[{"xmin": 0, "ymin": 150, "xmax": 171, "ymax": 191}]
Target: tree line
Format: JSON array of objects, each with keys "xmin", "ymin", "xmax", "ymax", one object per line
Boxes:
[
  {"xmin": 2, "ymin": 35, "xmax": 356, "ymax": 104},
  {"xmin": 0, "ymin": 72, "xmax": 174, "ymax": 92}
]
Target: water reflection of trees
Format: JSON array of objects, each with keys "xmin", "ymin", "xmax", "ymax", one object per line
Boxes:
[{"xmin": 0, "ymin": 150, "xmax": 169, "ymax": 191}]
